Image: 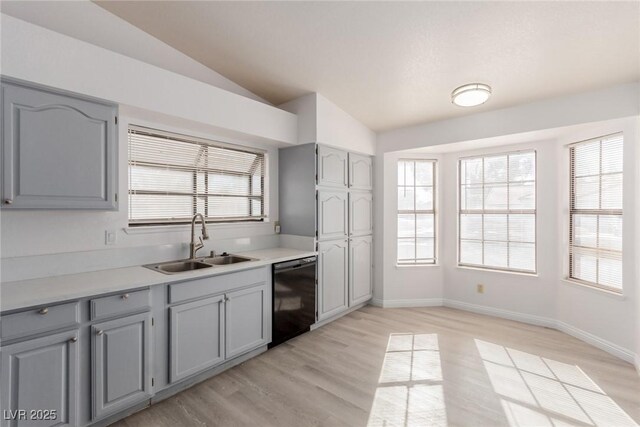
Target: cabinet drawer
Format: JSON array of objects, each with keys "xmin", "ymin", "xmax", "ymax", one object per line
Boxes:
[
  {"xmin": 90, "ymin": 289, "xmax": 150, "ymax": 321},
  {"xmin": 168, "ymin": 268, "xmax": 267, "ymax": 304},
  {"xmin": 1, "ymin": 301, "xmax": 79, "ymax": 341}
]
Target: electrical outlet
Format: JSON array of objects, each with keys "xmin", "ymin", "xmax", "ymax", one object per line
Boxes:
[
  {"xmin": 477, "ymin": 284, "xmax": 484, "ymax": 294},
  {"xmin": 105, "ymin": 230, "xmax": 117, "ymax": 245},
  {"xmin": 274, "ymin": 221, "xmax": 281, "ymax": 234}
]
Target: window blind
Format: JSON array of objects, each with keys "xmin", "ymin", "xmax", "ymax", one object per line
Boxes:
[
  {"xmin": 128, "ymin": 126, "xmax": 265, "ymax": 225},
  {"xmin": 458, "ymin": 151, "xmax": 536, "ymax": 273},
  {"xmin": 397, "ymin": 159, "xmax": 436, "ymax": 264},
  {"xmin": 569, "ymin": 134, "xmax": 623, "ymax": 291}
]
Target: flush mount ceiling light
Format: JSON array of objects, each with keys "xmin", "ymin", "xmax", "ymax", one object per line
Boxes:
[{"xmin": 451, "ymin": 83, "xmax": 491, "ymax": 107}]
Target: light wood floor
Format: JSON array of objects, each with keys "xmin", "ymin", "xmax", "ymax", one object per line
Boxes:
[{"xmin": 113, "ymin": 306, "xmax": 640, "ymax": 427}]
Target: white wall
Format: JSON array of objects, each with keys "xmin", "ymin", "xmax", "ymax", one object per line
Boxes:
[
  {"xmin": 0, "ymin": 1, "xmax": 269, "ymax": 104},
  {"xmin": 0, "ymin": 14, "xmax": 297, "ymax": 145},
  {"xmin": 279, "ymin": 93, "xmax": 376, "ymax": 155}
]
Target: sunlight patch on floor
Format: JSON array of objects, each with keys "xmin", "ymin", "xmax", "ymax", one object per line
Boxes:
[
  {"xmin": 475, "ymin": 339, "xmax": 638, "ymax": 427},
  {"xmin": 368, "ymin": 333, "xmax": 446, "ymax": 427}
]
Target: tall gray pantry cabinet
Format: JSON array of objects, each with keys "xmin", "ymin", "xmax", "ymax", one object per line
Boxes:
[{"xmin": 279, "ymin": 144, "xmax": 374, "ymax": 322}]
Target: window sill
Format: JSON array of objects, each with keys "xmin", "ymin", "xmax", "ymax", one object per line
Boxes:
[
  {"xmin": 395, "ymin": 263, "xmax": 440, "ymax": 269},
  {"xmin": 456, "ymin": 265, "xmax": 538, "ymax": 277},
  {"xmin": 560, "ymin": 279, "xmax": 626, "ymax": 300},
  {"xmin": 123, "ymin": 221, "xmax": 270, "ymax": 235}
]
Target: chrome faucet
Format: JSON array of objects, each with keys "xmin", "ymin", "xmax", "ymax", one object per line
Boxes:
[{"xmin": 189, "ymin": 213, "xmax": 209, "ymax": 259}]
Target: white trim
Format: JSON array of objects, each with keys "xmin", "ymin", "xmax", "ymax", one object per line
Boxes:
[
  {"xmin": 442, "ymin": 299, "xmax": 555, "ymax": 328},
  {"xmin": 311, "ymin": 302, "xmax": 368, "ymax": 330},
  {"xmin": 555, "ymin": 321, "xmax": 635, "ymax": 364},
  {"xmin": 370, "ymin": 298, "xmax": 384, "ymax": 307},
  {"xmin": 376, "ymin": 298, "xmax": 443, "ymax": 308},
  {"xmin": 635, "ymin": 354, "xmax": 640, "ymax": 376}
]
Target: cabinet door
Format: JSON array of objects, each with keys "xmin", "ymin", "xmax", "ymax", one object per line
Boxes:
[
  {"xmin": 225, "ymin": 283, "xmax": 269, "ymax": 359},
  {"xmin": 317, "ymin": 145, "xmax": 347, "ymax": 188},
  {"xmin": 349, "ymin": 153, "xmax": 373, "ymax": 190},
  {"xmin": 317, "ymin": 240, "xmax": 349, "ymax": 321},
  {"xmin": 0, "ymin": 330, "xmax": 79, "ymax": 427},
  {"xmin": 349, "ymin": 191, "xmax": 373, "ymax": 236},
  {"xmin": 92, "ymin": 313, "xmax": 151, "ymax": 420},
  {"xmin": 349, "ymin": 236, "xmax": 373, "ymax": 306},
  {"xmin": 317, "ymin": 190, "xmax": 348, "ymax": 241},
  {"xmin": 169, "ymin": 295, "xmax": 224, "ymax": 383},
  {"xmin": 1, "ymin": 80, "xmax": 117, "ymax": 210}
]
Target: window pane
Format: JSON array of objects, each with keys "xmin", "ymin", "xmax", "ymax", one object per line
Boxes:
[
  {"xmin": 398, "ymin": 214, "xmax": 415, "ymax": 238},
  {"xmin": 460, "ymin": 214, "xmax": 482, "ymax": 239},
  {"xmin": 398, "ymin": 161, "xmax": 407, "ymax": 186},
  {"xmin": 404, "ymin": 161, "xmax": 415, "ymax": 186},
  {"xmin": 483, "ymin": 214, "xmax": 508, "ymax": 242},
  {"xmin": 509, "ymin": 152, "xmax": 536, "ymax": 182},
  {"xmin": 483, "ymin": 155, "xmax": 508, "ymax": 183},
  {"xmin": 601, "ymin": 173, "xmax": 622, "ymax": 209},
  {"xmin": 599, "ymin": 215, "xmax": 622, "ymax": 251},
  {"xmin": 601, "ymin": 136, "xmax": 623, "ymax": 174},
  {"xmin": 572, "ymin": 253, "xmax": 598, "ymax": 284},
  {"xmin": 573, "ymin": 141, "xmax": 600, "ymax": 177},
  {"xmin": 599, "ymin": 258, "xmax": 622, "ymax": 289},
  {"xmin": 574, "ymin": 176, "xmax": 599, "ymax": 209},
  {"xmin": 572, "ymin": 214, "xmax": 598, "ymax": 248},
  {"xmin": 398, "ymin": 187, "xmax": 415, "ymax": 210},
  {"xmin": 509, "ymin": 242, "xmax": 535, "ymax": 271},
  {"xmin": 415, "ymin": 187, "xmax": 433, "ymax": 210},
  {"xmin": 398, "ymin": 239, "xmax": 415, "ymax": 260},
  {"xmin": 416, "ymin": 214, "xmax": 434, "ymax": 238},
  {"xmin": 416, "ymin": 238, "xmax": 434, "ymax": 260},
  {"xmin": 461, "ymin": 185, "xmax": 483, "ymax": 210},
  {"xmin": 484, "ymin": 242, "xmax": 508, "ymax": 268},
  {"xmin": 509, "ymin": 214, "xmax": 535, "ymax": 243},
  {"xmin": 484, "ymin": 183, "xmax": 508, "ymax": 210},
  {"xmin": 509, "ymin": 182, "xmax": 535, "ymax": 210},
  {"xmin": 415, "ymin": 161, "xmax": 433, "ymax": 186},
  {"xmin": 130, "ymin": 194, "xmax": 194, "ymax": 221},
  {"xmin": 460, "ymin": 240, "xmax": 482, "ymax": 265},
  {"xmin": 461, "ymin": 158, "xmax": 483, "ymax": 185},
  {"xmin": 130, "ymin": 165, "xmax": 193, "ymax": 193}
]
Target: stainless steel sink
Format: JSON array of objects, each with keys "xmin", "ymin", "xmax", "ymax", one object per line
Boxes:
[
  {"xmin": 199, "ymin": 254, "xmax": 255, "ymax": 266},
  {"xmin": 146, "ymin": 260, "xmax": 213, "ymax": 274},
  {"xmin": 145, "ymin": 254, "xmax": 255, "ymax": 274}
]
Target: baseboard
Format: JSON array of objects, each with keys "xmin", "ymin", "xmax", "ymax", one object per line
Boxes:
[
  {"xmin": 370, "ymin": 298, "xmax": 384, "ymax": 307},
  {"xmin": 311, "ymin": 302, "xmax": 368, "ymax": 330},
  {"xmin": 555, "ymin": 321, "xmax": 635, "ymax": 364},
  {"xmin": 375, "ymin": 298, "xmax": 443, "ymax": 308},
  {"xmin": 442, "ymin": 299, "xmax": 556, "ymax": 328}
]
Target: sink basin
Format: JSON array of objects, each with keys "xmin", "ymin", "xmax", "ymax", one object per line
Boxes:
[
  {"xmin": 199, "ymin": 254, "xmax": 255, "ymax": 265},
  {"xmin": 146, "ymin": 260, "xmax": 213, "ymax": 274}
]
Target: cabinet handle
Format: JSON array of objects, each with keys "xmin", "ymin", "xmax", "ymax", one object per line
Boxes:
[
  {"xmin": 69, "ymin": 336, "xmax": 78, "ymax": 343},
  {"xmin": 38, "ymin": 307, "xmax": 48, "ymax": 315},
  {"xmin": 96, "ymin": 330, "xmax": 104, "ymax": 336},
  {"xmin": 121, "ymin": 293, "xmax": 130, "ymax": 300},
  {"xmin": 3, "ymin": 199, "xmax": 12, "ymax": 205}
]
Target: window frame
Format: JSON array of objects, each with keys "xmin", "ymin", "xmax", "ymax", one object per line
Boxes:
[
  {"xmin": 127, "ymin": 125, "xmax": 266, "ymax": 227},
  {"xmin": 396, "ymin": 158, "xmax": 438, "ymax": 266},
  {"xmin": 567, "ymin": 133, "xmax": 623, "ymax": 293},
  {"xmin": 457, "ymin": 149, "xmax": 538, "ymax": 274}
]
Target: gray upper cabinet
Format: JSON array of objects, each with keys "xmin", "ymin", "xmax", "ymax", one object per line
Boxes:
[
  {"xmin": 169, "ymin": 295, "xmax": 225, "ymax": 383},
  {"xmin": 91, "ymin": 312, "xmax": 151, "ymax": 420},
  {"xmin": 225, "ymin": 283, "xmax": 269, "ymax": 359},
  {"xmin": 1, "ymin": 330, "xmax": 79, "ymax": 427},
  {"xmin": 349, "ymin": 191, "xmax": 373, "ymax": 236},
  {"xmin": 1, "ymin": 78, "xmax": 117, "ymax": 210},
  {"xmin": 317, "ymin": 240, "xmax": 349, "ymax": 321},
  {"xmin": 348, "ymin": 153, "xmax": 373, "ymax": 190},
  {"xmin": 349, "ymin": 236, "xmax": 373, "ymax": 307},
  {"xmin": 317, "ymin": 190, "xmax": 348, "ymax": 241},
  {"xmin": 317, "ymin": 145, "xmax": 347, "ymax": 188}
]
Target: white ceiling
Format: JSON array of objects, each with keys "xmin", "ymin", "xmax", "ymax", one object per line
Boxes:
[{"xmin": 46, "ymin": 2, "xmax": 640, "ymax": 131}]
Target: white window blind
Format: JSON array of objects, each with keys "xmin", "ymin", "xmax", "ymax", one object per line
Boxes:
[
  {"xmin": 458, "ymin": 151, "xmax": 536, "ymax": 273},
  {"xmin": 569, "ymin": 134, "xmax": 623, "ymax": 292},
  {"xmin": 128, "ymin": 126, "xmax": 265, "ymax": 225},
  {"xmin": 397, "ymin": 159, "xmax": 436, "ymax": 264}
]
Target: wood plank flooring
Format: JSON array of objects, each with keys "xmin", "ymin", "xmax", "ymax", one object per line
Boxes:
[{"xmin": 112, "ymin": 306, "xmax": 640, "ymax": 427}]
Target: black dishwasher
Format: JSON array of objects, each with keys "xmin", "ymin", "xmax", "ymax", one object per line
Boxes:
[{"xmin": 270, "ymin": 256, "xmax": 317, "ymax": 348}]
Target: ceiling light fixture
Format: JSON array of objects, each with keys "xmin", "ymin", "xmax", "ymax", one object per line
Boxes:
[{"xmin": 451, "ymin": 83, "xmax": 491, "ymax": 107}]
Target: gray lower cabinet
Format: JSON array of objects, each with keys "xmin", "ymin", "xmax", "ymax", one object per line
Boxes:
[
  {"xmin": 91, "ymin": 312, "xmax": 152, "ymax": 420},
  {"xmin": 0, "ymin": 330, "xmax": 79, "ymax": 427},
  {"xmin": 1, "ymin": 78, "xmax": 118, "ymax": 210},
  {"xmin": 349, "ymin": 236, "xmax": 373, "ymax": 306},
  {"xmin": 225, "ymin": 284, "xmax": 269, "ymax": 359},
  {"xmin": 169, "ymin": 295, "xmax": 225, "ymax": 383},
  {"xmin": 317, "ymin": 240, "xmax": 349, "ymax": 321}
]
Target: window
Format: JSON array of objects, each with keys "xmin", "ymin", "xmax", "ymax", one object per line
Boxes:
[
  {"xmin": 397, "ymin": 159, "xmax": 436, "ymax": 264},
  {"xmin": 458, "ymin": 151, "xmax": 536, "ymax": 273},
  {"xmin": 128, "ymin": 126, "xmax": 265, "ymax": 226},
  {"xmin": 569, "ymin": 134, "xmax": 623, "ymax": 292}
]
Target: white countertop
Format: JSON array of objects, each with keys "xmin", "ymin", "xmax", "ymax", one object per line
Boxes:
[{"xmin": 0, "ymin": 247, "xmax": 316, "ymax": 313}]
